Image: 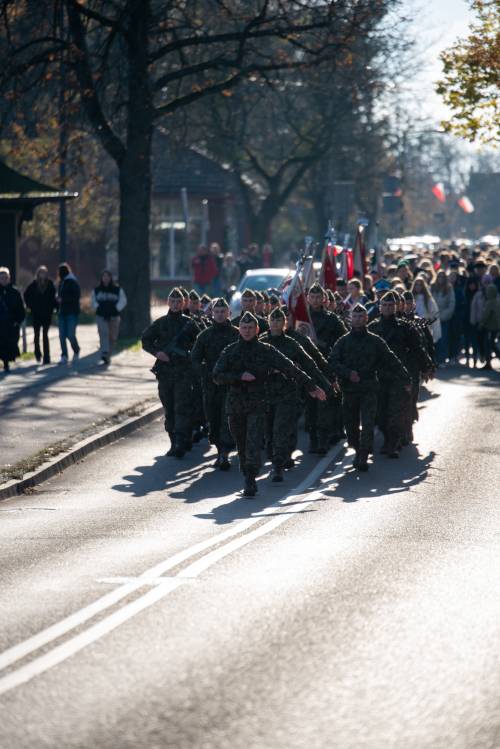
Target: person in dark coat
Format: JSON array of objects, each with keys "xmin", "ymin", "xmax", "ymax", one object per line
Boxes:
[
  {"xmin": 56, "ymin": 262, "xmax": 81, "ymax": 364},
  {"xmin": 0, "ymin": 267, "xmax": 25, "ymax": 372},
  {"xmin": 24, "ymin": 265, "xmax": 57, "ymax": 364},
  {"xmin": 90, "ymin": 270, "xmax": 127, "ymax": 364}
]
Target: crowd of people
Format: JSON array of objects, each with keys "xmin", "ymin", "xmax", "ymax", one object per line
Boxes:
[
  {"xmin": 190, "ymin": 241, "xmax": 274, "ymax": 297},
  {"xmin": 0, "ymin": 263, "xmax": 127, "ymax": 371}
]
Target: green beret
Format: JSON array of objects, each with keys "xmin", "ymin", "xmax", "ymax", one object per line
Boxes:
[
  {"xmin": 239, "ymin": 311, "xmax": 258, "ymax": 324},
  {"xmin": 255, "ymin": 291, "xmax": 264, "ymax": 302},
  {"xmin": 188, "ymin": 289, "xmax": 201, "ymax": 301},
  {"xmin": 178, "ymin": 286, "xmax": 189, "ymax": 299},
  {"xmin": 241, "ymin": 289, "xmax": 256, "ymax": 299},
  {"xmin": 168, "ymin": 287, "xmax": 183, "ymax": 299},
  {"xmin": 402, "ymin": 291, "xmax": 414, "ymax": 301},
  {"xmin": 201, "ymin": 294, "xmax": 211, "ymax": 304},
  {"xmin": 308, "ymin": 282, "xmax": 324, "ymax": 295},
  {"xmin": 261, "ymin": 291, "xmax": 269, "ymax": 302},
  {"xmin": 269, "ymin": 307, "xmax": 285, "ymax": 321},
  {"xmin": 381, "ymin": 291, "xmax": 397, "ymax": 302},
  {"xmin": 213, "ymin": 297, "xmax": 229, "ymax": 309},
  {"xmin": 351, "ymin": 303, "xmax": 367, "ymax": 313}
]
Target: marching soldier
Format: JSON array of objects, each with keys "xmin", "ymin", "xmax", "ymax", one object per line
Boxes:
[
  {"xmin": 330, "ymin": 304, "xmax": 411, "ymax": 471},
  {"xmin": 232, "ymin": 289, "xmax": 270, "ymax": 333},
  {"xmin": 141, "ymin": 288, "xmax": 200, "ymax": 458},
  {"xmin": 191, "ymin": 298, "xmax": 239, "ymax": 470},
  {"xmin": 260, "ymin": 307, "xmax": 329, "ymax": 481},
  {"xmin": 306, "ymin": 283, "xmax": 347, "ymax": 453},
  {"xmin": 368, "ymin": 291, "xmax": 432, "ymax": 456},
  {"xmin": 213, "ymin": 311, "xmax": 326, "ymax": 496}
]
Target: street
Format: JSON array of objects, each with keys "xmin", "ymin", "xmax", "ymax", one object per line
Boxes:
[{"xmin": 0, "ymin": 369, "xmax": 499, "ymax": 748}]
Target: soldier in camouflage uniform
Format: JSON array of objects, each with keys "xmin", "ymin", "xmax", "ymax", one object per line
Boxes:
[
  {"xmin": 191, "ymin": 298, "xmax": 239, "ymax": 470},
  {"xmin": 368, "ymin": 291, "xmax": 432, "ymax": 456},
  {"xmin": 187, "ymin": 289, "xmax": 209, "ymax": 442},
  {"xmin": 260, "ymin": 307, "xmax": 328, "ymax": 481},
  {"xmin": 231, "ymin": 288, "xmax": 269, "ymax": 333},
  {"xmin": 213, "ymin": 311, "xmax": 325, "ymax": 496},
  {"xmin": 141, "ymin": 288, "xmax": 200, "ymax": 458},
  {"xmin": 330, "ymin": 304, "xmax": 411, "ymax": 471},
  {"xmin": 307, "ymin": 283, "xmax": 347, "ymax": 453}
]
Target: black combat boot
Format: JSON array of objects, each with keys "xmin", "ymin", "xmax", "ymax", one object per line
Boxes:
[
  {"xmin": 219, "ymin": 451, "xmax": 230, "ymax": 471},
  {"xmin": 270, "ymin": 465, "xmax": 283, "ymax": 482},
  {"xmin": 172, "ymin": 437, "xmax": 186, "ymax": 458},
  {"xmin": 356, "ymin": 449, "xmax": 369, "ymax": 472},
  {"xmin": 166, "ymin": 434, "xmax": 176, "ymax": 457},
  {"xmin": 243, "ymin": 473, "xmax": 257, "ymax": 497}
]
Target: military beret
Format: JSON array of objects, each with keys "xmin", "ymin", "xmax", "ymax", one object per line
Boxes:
[
  {"xmin": 239, "ymin": 311, "xmax": 258, "ymax": 324},
  {"xmin": 188, "ymin": 289, "xmax": 201, "ymax": 301},
  {"xmin": 351, "ymin": 303, "xmax": 367, "ymax": 313},
  {"xmin": 267, "ymin": 287, "xmax": 279, "ymax": 296},
  {"xmin": 241, "ymin": 289, "xmax": 256, "ymax": 299},
  {"xmin": 201, "ymin": 294, "xmax": 211, "ymax": 304},
  {"xmin": 269, "ymin": 307, "xmax": 285, "ymax": 321},
  {"xmin": 269, "ymin": 294, "xmax": 280, "ymax": 306},
  {"xmin": 261, "ymin": 291, "xmax": 270, "ymax": 302},
  {"xmin": 178, "ymin": 286, "xmax": 189, "ymax": 299},
  {"xmin": 213, "ymin": 297, "xmax": 229, "ymax": 309},
  {"xmin": 381, "ymin": 291, "xmax": 397, "ymax": 302},
  {"xmin": 168, "ymin": 287, "xmax": 183, "ymax": 299},
  {"xmin": 308, "ymin": 282, "xmax": 325, "ymax": 295},
  {"xmin": 402, "ymin": 291, "xmax": 414, "ymax": 301},
  {"xmin": 255, "ymin": 291, "xmax": 264, "ymax": 302}
]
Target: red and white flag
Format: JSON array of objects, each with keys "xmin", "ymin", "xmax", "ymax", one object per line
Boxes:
[
  {"xmin": 352, "ymin": 226, "xmax": 367, "ymax": 278},
  {"xmin": 320, "ymin": 241, "xmax": 337, "ymax": 291},
  {"xmin": 283, "ymin": 270, "xmax": 315, "ymax": 340},
  {"xmin": 457, "ymin": 195, "xmax": 474, "ymax": 214},
  {"xmin": 432, "ymin": 182, "xmax": 446, "ymax": 203}
]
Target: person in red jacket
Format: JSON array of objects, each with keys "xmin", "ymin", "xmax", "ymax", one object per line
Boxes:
[{"xmin": 191, "ymin": 244, "xmax": 217, "ymax": 295}]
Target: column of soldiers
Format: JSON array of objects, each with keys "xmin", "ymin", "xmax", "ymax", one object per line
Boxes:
[{"xmin": 141, "ymin": 281, "xmax": 434, "ymax": 495}]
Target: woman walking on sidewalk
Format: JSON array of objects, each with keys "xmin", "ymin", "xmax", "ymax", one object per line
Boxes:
[
  {"xmin": 24, "ymin": 266, "xmax": 57, "ymax": 364},
  {"xmin": 57, "ymin": 262, "xmax": 81, "ymax": 364},
  {"xmin": 0, "ymin": 267, "xmax": 25, "ymax": 372},
  {"xmin": 91, "ymin": 270, "xmax": 127, "ymax": 364}
]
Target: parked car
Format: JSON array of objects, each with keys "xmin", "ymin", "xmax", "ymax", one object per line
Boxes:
[{"xmin": 230, "ymin": 267, "xmax": 292, "ymax": 316}]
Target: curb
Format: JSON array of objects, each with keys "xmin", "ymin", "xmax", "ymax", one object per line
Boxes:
[{"xmin": 0, "ymin": 403, "xmax": 164, "ymax": 502}]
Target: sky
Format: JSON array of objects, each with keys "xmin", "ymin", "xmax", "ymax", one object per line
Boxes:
[{"xmin": 399, "ymin": 0, "xmax": 476, "ymax": 122}]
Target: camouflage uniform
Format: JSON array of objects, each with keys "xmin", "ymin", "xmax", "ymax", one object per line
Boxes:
[
  {"xmin": 191, "ymin": 319, "xmax": 239, "ymax": 455},
  {"xmin": 259, "ymin": 330, "xmax": 330, "ymax": 469},
  {"xmin": 141, "ymin": 310, "xmax": 200, "ymax": 453},
  {"xmin": 329, "ymin": 328, "xmax": 410, "ymax": 453},
  {"xmin": 307, "ymin": 305, "xmax": 347, "ymax": 450},
  {"xmin": 213, "ymin": 336, "xmax": 315, "ymax": 482}
]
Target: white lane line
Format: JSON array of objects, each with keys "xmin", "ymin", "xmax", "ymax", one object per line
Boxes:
[{"xmin": 0, "ymin": 446, "xmax": 344, "ymax": 691}]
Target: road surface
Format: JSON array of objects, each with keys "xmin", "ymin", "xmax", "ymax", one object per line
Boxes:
[{"xmin": 0, "ymin": 368, "xmax": 499, "ymax": 748}]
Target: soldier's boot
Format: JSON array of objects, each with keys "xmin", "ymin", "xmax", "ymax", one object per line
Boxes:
[
  {"xmin": 166, "ymin": 433, "xmax": 176, "ymax": 457},
  {"xmin": 308, "ymin": 429, "xmax": 318, "ymax": 454},
  {"xmin": 219, "ymin": 451, "xmax": 231, "ymax": 471},
  {"xmin": 192, "ymin": 427, "xmax": 203, "ymax": 443},
  {"xmin": 270, "ymin": 464, "xmax": 283, "ymax": 482},
  {"xmin": 243, "ymin": 472, "xmax": 257, "ymax": 497},
  {"xmin": 316, "ymin": 430, "xmax": 330, "ymax": 456},
  {"xmin": 213, "ymin": 450, "xmax": 222, "ymax": 468},
  {"xmin": 356, "ymin": 449, "xmax": 369, "ymax": 472},
  {"xmin": 172, "ymin": 436, "xmax": 187, "ymax": 458},
  {"xmin": 386, "ymin": 436, "xmax": 399, "ymax": 459}
]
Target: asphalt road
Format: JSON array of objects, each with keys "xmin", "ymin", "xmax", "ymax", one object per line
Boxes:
[{"xmin": 0, "ymin": 368, "xmax": 499, "ymax": 749}]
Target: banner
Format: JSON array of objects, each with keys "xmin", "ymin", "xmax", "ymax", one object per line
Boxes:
[
  {"xmin": 283, "ymin": 270, "xmax": 315, "ymax": 340},
  {"xmin": 320, "ymin": 242, "xmax": 337, "ymax": 291}
]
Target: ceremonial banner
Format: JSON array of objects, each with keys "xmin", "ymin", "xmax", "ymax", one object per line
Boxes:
[
  {"xmin": 283, "ymin": 270, "xmax": 315, "ymax": 340},
  {"xmin": 432, "ymin": 182, "xmax": 446, "ymax": 203},
  {"xmin": 457, "ymin": 196, "xmax": 474, "ymax": 214},
  {"xmin": 320, "ymin": 241, "xmax": 337, "ymax": 291},
  {"xmin": 352, "ymin": 226, "xmax": 368, "ymax": 278}
]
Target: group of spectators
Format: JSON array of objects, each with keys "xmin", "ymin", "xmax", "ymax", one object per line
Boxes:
[
  {"xmin": 347, "ymin": 245, "xmax": 500, "ymax": 371},
  {"xmin": 191, "ymin": 242, "xmax": 274, "ymax": 297},
  {"xmin": 0, "ymin": 263, "xmax": 127, "ymax": 372}
]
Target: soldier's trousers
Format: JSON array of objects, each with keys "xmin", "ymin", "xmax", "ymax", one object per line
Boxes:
[
  {"xmin": 377, "ymin": 383, "xmax": 410, "ymax": 448},
  {"xmin": 202, "ymin": 383, "xmax": 233, "ymax": 451},
  {"xmin": 266, "ymin": 399, "xmax": 297, "ymax": 467},
  {"xmin": 342, "ymin": 391, "xmax": 378, "ymax": 451},
  {"xmin": 157, "ymin": 372, "xmax": 193, "ymax": 445},
  {"xmin": 228, "ymin": 409, "xmax": 265, "ymax": 476},
  {"xmin": 306, "ymin": 391, "xmax": 343, "ymax": 445}
]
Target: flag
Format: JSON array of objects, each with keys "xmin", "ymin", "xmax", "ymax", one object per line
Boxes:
[
  {"xmin": 457, "ymin": 196, "xmax": 474, "ymax": 214},
  {"xmin": 352, "ymin": 226, "xmax": 367, "ymax": 278},
  {"xmin": 320, "ymin": 242, "xmax": 337, "ymax": 291},
  {"xmin": 432, "ymin": 182, "xmax": 446, "ymax": 203},
  {"xmin": 283, "ymin": 270, "xmax": 315, "ymax": 339}
]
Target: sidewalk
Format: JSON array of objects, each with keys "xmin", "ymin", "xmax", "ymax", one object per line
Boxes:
[{"xmin": 0, "ymin": 310, "xmax": 167, "ymax": 480}]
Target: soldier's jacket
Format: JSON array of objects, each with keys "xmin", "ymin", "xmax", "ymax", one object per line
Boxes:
[
  {"xmin": 368, "ymin": 315, "xmax": 431, "ymax": 380},
  {"xmin": 187, "ymin": 309, "xmax": 211, "ymax": 330},
  {"xmin": 191, "ymin": 320, "xmax": 239, "ymax": 386},
  {"xmin": 309, "ymin": 307, "xmax": 347, "ymax": 357},
  {"xmin": 213, "ymin": 336, "xmax": 314, "ymax": 413},
  {"xmin": 141, "ymin": 311, "xmax": 200, "ymax": 375},
  {"xmin": 402, "ymin": 312, "xmax": 436, "ymax": 366},
  {"xmin": 329, "ymin": 328, "xmax": 410, "ymax": 393},
  {"xmin": 259, "ymin": 331, "xmax": 330, "ymax": 402},
  {"xmin": 286, "ymin": 328, "xmax": 333, "ymax": 378},
  {"xmin": 231, "ymin": 312, "xmax": 269, "ymax": 333}
]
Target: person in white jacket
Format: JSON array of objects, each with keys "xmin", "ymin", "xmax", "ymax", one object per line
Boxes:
[
  {"xmin": 432, "ymin": 270, "xmax": 456, "ymax": 365},
  {"xmin": 412, "ymin": 276, "xmax": 441, "ymax": 343},
  {"xmin": 91, "ymin": 270, "xmax": 127, "ymax": 364}
]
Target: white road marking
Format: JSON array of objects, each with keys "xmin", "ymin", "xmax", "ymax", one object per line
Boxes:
[{"xmin": 0, "ymin": 445, "xmax": 345, "ymax": 695}]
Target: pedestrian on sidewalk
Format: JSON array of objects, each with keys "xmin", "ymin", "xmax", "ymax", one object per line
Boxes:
[
  {"xmin": 24, "ymin": 266, "xmax": 57, "ymax": 364},
  {"xmin": 91, "ymin": 270, "xmax": 127, "ymax": 364},
  {"xmin": 0, "ymin": 267, "xmax": 25, "ymax": 372},
  {"xmin": 56, "ymin": 262, "xmax": 81, "ymax": 364}
]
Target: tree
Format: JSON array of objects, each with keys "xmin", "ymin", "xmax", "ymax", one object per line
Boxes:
[
  {"xmin": 437, "ymin": 0, "xmax": 500, "ymax": 145},
  {"xmin": 0, "ymin": 0, "xmax": 380, "ymax": 334}
]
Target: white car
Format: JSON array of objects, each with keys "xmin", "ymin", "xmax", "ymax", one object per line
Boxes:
[{"xmin": 230, "ymin": 267, "xmax": 292, "ymax": 316}]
